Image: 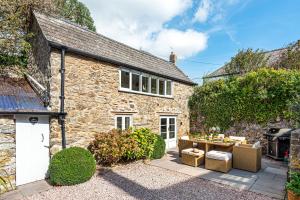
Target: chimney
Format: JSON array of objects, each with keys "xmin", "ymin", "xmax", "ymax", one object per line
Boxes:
[{"xmin": 169, "ymin": 52, "xmax": 177, "ymax": 64}]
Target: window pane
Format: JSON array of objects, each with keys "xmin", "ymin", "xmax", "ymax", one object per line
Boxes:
[
  {"xmin": 151, "ymin": 78, "xmax": 157, "ymax": 94},
  {"xmin": 142, "ymin": 76, "xmax": 149, "ymax": 92},
  {"xmin": 117, "ymin": 117, "xmax": 122, "ymax": 129},
  {"xmin": 161, "ymin": 118, "xmax": 167, "ymax": 125},
  {"xmin": 121, "ymin": 71, "xmax": 130, "ymax": 88},
  {"xmin": 169, "ymin": 131, "xmax": 175, "ymax": 139},
  {"xmin": 166, "ymin": 81, "xmax": 172, "ymax": 95},
  {"xmin": 161, "ymin": 132, "xmax": 167, "ymax": 139},
  {"xmin": 169, "ymin": 118, "xmax": 175, "ymax": 125},
  {"xmin": 159, "ymin": 80, "xmax": 165, "ymax": 95},
  {"xmin": 125, "ymin": 117, "xmax": 130, "ymax": 129},
  {"xmin": 132, "ymin": 74, "xmax": 140, "ymax": 91},
  {"xmin": 169, "ymin": 124, "xmax": 175, "ymax": 132}
]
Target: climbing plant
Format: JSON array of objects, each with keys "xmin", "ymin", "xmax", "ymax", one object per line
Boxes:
[{"xmin": 189, "ymin": 68, "xmax": 300, "ymax": 131}]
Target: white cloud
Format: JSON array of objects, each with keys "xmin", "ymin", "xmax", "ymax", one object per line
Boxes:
[
  {"xmin": 193, "ymin": 0, "xmax": 211, "ymax": 23},
  {"xmin": 81, "ymin": 0, "xmax": 208, "ymax": 59}
]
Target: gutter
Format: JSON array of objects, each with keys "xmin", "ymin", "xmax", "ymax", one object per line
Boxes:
[
  {"xmin": 48, "ymin": 41, "xmax": 197, "ymax": 86},
  {"xmin": 0, "ymin": 111, "xmax": 66, "ymax": 116}
]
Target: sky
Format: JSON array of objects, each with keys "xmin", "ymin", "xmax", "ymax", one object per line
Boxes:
[{"xmin": 81, "ymin": 0, "xmax": 300, "ymax": 83}]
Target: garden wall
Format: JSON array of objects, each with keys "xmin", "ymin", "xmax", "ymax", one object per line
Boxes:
[
  {"xmin": 290, "ymin": 129, "xmax": 300, "ymax": 173},
  {"xmin": 0, "ymin": 115, "xmax": 16, "ymax": 193}
]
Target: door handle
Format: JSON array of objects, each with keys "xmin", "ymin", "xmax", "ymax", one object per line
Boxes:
[{"xmin": 41, "ymin": 133, "xmax": 44, "ymax": 142}]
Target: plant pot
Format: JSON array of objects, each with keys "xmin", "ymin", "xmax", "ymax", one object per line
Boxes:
[{"xmin": 288, "ymin": 190, "xmax": 300, "ymax": 200}]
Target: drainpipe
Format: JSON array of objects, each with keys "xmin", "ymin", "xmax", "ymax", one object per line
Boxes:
[{"xmin": 59, "ymin": 47, "xmax": 66, "ymax": 149}]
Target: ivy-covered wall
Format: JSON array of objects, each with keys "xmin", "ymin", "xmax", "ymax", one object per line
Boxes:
[{"xmin": 189, "ymin": 68, "xmax": 300, "ymax": 151}]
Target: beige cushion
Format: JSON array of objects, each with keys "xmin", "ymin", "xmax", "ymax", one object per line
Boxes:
[
  {"xmin": 206, "ymin": 150, "xmax": 232, "ymax": 161},
  {"xmin": 252, "ymin": 141, "xmax": 261, "ymax": 148},
  {"xmin": 182, "ymin": 148, "xmax": 205, "ymax": 156},
  {"xmin": 229, "ymin": 136, "xmax": 246, "ymax": 141},
  {"xmin": 181, "ymin": 135, "xmax": 190, "ymax": 140}
]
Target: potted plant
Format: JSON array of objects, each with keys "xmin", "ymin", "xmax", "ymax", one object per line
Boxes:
[{"xmin": 286, "ymin": 172, "xmax": 300, "ymax": 200}]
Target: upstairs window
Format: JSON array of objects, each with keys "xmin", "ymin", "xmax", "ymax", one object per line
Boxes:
[
  {"xmin": 121, "ymin": 70, "xmax": 130, "ymax": 89},
  {"xmin": 119, "ymin": 69, "xmax": 173, "ymax": 97},
  {"xmin": 166, "ymin": 81, "xmax": 172, "ymax": 96},
  {"xmin": 132, "ymin": 73, "xmax": 140, "ymax": 91},
  {"xmin": 151, "ymin": 78, "xmax": 157, "ymax": 94},
  {"xmin": 142, "ymin": 76, "xmax": 149, "ymax": 92},
  {"xmin": 159, "ymin": 80, "xmax": 165, "ymax": 95}
]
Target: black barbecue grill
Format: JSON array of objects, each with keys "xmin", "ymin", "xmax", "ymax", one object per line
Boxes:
[{"xmin": 264, "ymin": 128, "xmax": 292, "ymax": 160}]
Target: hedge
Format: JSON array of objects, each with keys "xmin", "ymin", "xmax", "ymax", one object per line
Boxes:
[{"xmin": 189, "ymin": 68, "xmax": 300, "ymax": 131}]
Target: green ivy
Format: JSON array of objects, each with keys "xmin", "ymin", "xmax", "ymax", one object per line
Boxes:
[{"xmin": 189, "ymin": 68, "xmax": 300, "ymax": 131}]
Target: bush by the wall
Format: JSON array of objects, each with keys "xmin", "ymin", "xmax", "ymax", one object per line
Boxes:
[
  {"xmin": 189, "ymin": 68, "xmax": 300, "ymax": 131},
  {"xmin": 49, "ymin": 147, "xmax": 96, "ymax": 186},
  {"xmin": 151, "ymin": 135, "xmax": 166, "ymax": 159},
  {"xmin": 88, "ymin": 129, "xmax": 141, "ymax": 166},
  {"xmin": 129, "ymin": 128, "xmax": 157, "ymax": 159},
  {"xmin": 89, "ymin": 128, "xmax": 162, "ymax": 165}
]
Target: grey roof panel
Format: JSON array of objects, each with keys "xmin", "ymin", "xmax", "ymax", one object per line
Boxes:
[
  {"xmin": 33, "ymin": 12, "xmax": 194, "ymax": 85},
  {"xmin": 0, "ymin": 78, "xmax": 47, "ymax": 112}
]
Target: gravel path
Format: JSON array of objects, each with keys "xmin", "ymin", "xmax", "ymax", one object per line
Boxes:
[{"xmin": 28, "ymin": 162, "xmax": 274, "ymax": 200}]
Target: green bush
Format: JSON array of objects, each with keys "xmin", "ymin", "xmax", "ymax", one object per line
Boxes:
[
  {"xmin": 88, "ymin": 129, "xmax": 141, "ymax": 166},
  {"xmin": 49, "ymin": 147, "xmax": 96, "ymax": 186},
  {"xmin": 189, "ymin": 68, "xmax": 300, "ymax": 130},
  {"xmin": 129, "ymin": 128, "xmax": 158, "ymax": 159},
  {"xmin": 151, "ymin": 135, "xmax": 166, "ymax": 159},
  {"xmin": 286, "ymin": 172, "xmax": 300, "ymax": 196}
]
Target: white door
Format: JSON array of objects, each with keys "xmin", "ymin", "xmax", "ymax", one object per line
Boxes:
[
  {"xmin": 160, "ymin": 117, "xmax": 177, "ymax": 149},
  {"xmin": 16, "ymin": 115, "xmax": 50, "ymax": 186}
]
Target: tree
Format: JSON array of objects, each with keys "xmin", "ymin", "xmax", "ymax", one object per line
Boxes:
[
  {"xmin": 224, "ymin": 48, "xmax": 267, "ymax": 75},
  {"xmin": 0, "ymin": 0, "xmax": 96, "ymax": 67},
  {"xmin": 57, "ymin": 0, "xmax": 96, "ymax": 31},
  {"xmin": 274, "ymin": 41, "xmax": 300, "ymax": 70}
]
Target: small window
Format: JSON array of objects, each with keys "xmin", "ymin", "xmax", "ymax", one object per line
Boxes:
[
  {"xmin": 115, "ymin": 115, "xmax": 132, "ymax": 130},
  {"xmin": 159, "ymin": 80, "xmax": 165, "ymax": 95},
  {"xmin": 121, "ymin": 71, "xmax": 130, "ymax": 89},
  {"xmin": 142, "ymin": 76, "xmax": 149, "ymax": 92},
  {"xmin": 151, "ymin": 78, "xmax": 157, "ymax": 94},
  {"xmin": 166, "ymin": 81, "xmax": 172, "ymax": 95},
  {"xmin": 132, "ymin": 74, "xmax": 140, "ymax": 91}
]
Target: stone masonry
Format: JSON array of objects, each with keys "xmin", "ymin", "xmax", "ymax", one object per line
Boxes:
[
  {"xmin": 47, "ymin": 50, "xmax": 193, "ymax": 154},
  {"xmin": 0, "ymin": 115, "xmax": 16, "ymax": 193},
  {"xmin": 290, "ymin": 129, "xmax": 300, "ymax": 173}
]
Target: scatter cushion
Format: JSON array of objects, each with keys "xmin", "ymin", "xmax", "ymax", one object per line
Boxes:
[
  {"xmin": 182, "ymin": 148, "xmax": 205, "ymax": 156},
  {"xmin": 229, "ymin": 136, "xmax": 246, "ymax": 142},
  {"xmin": 181, "ymin": 135, "xmax": 189, "ymax": 140},
  {"xmin": 206, "ymin": 150, "xmax": 232, "ymax": 161},
  {"xmin": 252, "ymin": 141, "xmax": 261, "ymax": 148}
]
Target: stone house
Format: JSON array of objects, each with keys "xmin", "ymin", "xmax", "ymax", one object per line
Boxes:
[{"xmin": 0, "ymin": 11, "xmax": 195, "ymax": 190}]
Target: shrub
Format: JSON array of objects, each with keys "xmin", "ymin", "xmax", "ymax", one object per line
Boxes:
[
  {"xmin": 88, "ymin": 129, "xmax": 141, "ymax": 166},
  {"xmin": 151, "ymin": 135, "xmax": 166, "ymax": 159},
  {"xmin": 286, "ymin": 172, "xmax": 300, "ymax": 196},
  {"xmin": 49, "ymin": 147, "xmax": 96, "ymax": 186},
  {"xmin": 129, "ymin": 128, "xmax": 157, "ymax": 159}
]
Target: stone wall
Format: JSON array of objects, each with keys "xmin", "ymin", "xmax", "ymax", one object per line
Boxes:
[
  {"xmin": 0, "ymin": 116, "xmax": 16, "ymax": 193},
  {"xmin": 290, "ymin": 129, "xmax": 300, "ymax": 173},
  {"xmin": 48, "ymin": 50, "xmax": 193, "ymax": 154},
  {"xmin": 191, "ymin": 119, "xmax": 292, "ymax": 154}
]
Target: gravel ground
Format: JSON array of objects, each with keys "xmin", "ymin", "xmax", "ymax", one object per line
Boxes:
[{"xmin": 28, "ymin": 162, "xmax": 274, "ymax": 200}]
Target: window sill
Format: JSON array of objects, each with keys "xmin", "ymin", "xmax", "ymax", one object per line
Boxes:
[{"xmin": 118, "ymin": 88, "xmax": 174, "ymax": 99}]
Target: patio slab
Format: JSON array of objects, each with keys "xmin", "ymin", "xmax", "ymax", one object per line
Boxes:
[{"xmin": 149, "ymin": 149, "xmax": 288, "ymax": 199}]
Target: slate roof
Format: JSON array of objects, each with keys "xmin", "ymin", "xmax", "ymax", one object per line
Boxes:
[
  {"xmin": 0, "ymin": 78, "xmax": 48, "ymax": 112},
  {"xmin": 33, "ymin": 12, "xmax": 195, "ymax": 85},
  {"xmin": 203, "ymin": 48, "xmax": 288, "ymax": 79}
]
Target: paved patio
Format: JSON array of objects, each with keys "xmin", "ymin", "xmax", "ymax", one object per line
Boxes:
[{"xmin": 150, "ymin": 149, "xmax": 288, "ymax": 199}]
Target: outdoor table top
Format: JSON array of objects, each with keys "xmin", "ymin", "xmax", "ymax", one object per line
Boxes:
[{"xmin": 181, "ymin": 138, "xmax": 236, "ymax": 147}]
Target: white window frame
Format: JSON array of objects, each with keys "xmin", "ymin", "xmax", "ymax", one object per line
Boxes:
[
  {"xmin": 119, "ymin": 68, "xmax": 173, "ymax": 98},
  {"xmin": 115, "ymin": 115, "xmax": 133, "ymax": 130}
]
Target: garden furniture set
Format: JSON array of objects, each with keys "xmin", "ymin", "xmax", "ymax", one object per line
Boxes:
[{"xmin": 178, "ymin": 136, "xmax": 262, "ymax": 173}]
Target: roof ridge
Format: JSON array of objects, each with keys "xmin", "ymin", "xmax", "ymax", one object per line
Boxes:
[{"xmin": 33, "ymin": 11, "xmax": 175, "ymax": 66}]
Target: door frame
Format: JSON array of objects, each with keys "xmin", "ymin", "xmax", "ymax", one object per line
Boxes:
[{"xmin": 159, "ymin": 116, "xmax": 177, "ymax": 149}]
